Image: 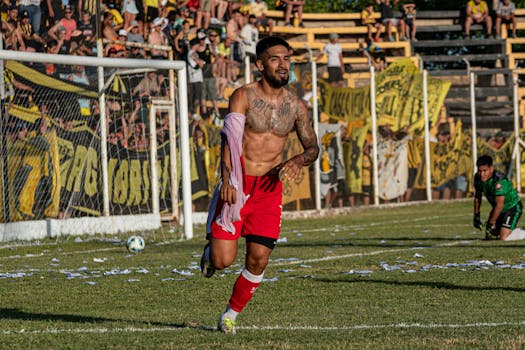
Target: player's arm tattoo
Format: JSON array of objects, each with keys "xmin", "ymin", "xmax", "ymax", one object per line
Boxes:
[{"xmin": 294, "ymin": 102, "xmax": 319, "ymax": 166}]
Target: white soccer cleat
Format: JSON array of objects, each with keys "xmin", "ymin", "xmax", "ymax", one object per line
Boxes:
[{"xmin": 217, "ymin": 316, "xmax": 236, "ymax": 334}]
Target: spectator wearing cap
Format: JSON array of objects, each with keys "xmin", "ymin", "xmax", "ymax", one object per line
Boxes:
[
  {"xmin": 19, "ymin": 0, "xmax": 41, "ymax": 35},
  {"xmin": 18, "ymin": 9, "xmax": 46, "ymax": 52},
  {"xmin": 126, "ymin": 20, "xmax": 145, "ymax": 43},
  {"xmin": 149, "ymin": 17, "xmax": 169, "ymax": 59},
  {"xmin": 122, "ymin": 0, "xmax": 140, "ymax": 31},
  {"xmin": 48, "ymin": 5, "xmax": 77, "ymax": 42},
  {"xmin": 106, "ymin": 29, "xmax": 129, "ymax": 57},
  {"xmin": 317, "ymin": 33, "xmax": 345, "ymax": 87}
]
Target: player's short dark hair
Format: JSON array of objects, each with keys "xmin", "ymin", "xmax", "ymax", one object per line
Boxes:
[
  {"xmin": 477, "ymin": 155, "xmax": 493, "ymax": 167},
  {"xmin": 256, "ymin": 36, "xmax": 291, "ymax": 59}
]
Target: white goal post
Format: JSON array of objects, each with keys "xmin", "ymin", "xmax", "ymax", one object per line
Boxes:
[{"xmin": 0, "ymin": 50, "xmax": 194, "ymax": 240}]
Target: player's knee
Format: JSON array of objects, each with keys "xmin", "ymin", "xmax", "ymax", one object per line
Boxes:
[
  {"xmin": 245, "ymin": 256, "xmax": 269, "ymax": 274},
  {"xmin": 211, "ymin": 251, "xmax": 236, "ymax": 270}
]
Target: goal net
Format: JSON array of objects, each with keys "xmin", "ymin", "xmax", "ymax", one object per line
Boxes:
[{"xmin": 0, "ymin": 51, "xmax": 193, "ymax": 240}]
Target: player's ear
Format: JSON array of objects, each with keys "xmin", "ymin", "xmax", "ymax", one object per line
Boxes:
[{"xmin": 255, "ymin": 57, "xmax": 264, "ymax": 72}]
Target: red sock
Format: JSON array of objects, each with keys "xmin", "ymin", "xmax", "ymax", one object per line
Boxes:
[{"xmin": 228, "ymin": 269, "xmax": 264, "ymax": 313}]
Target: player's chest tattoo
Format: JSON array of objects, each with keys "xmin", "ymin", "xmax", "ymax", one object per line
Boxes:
[{"xmin": 247, "ymin": 97, "xmax": 295, "ymax": 135}]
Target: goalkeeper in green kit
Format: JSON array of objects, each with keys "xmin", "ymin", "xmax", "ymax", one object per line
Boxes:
[{"xmin": 473, "ymin": 155, "xmax": 523, "ymax": 240}]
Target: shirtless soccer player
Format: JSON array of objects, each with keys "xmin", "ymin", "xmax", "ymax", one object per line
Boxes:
[{"xmin": 200, "ymin": 36, "xmax": 319, "ymax": 334}]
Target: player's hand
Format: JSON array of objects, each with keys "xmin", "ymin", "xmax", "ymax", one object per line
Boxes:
[
  {"xmin": 473, "ymin": 214, "xmax": 483, "ymax": 230},
  {"xmin": 484, "ymin": 222, "xmax": 498, "ymax": 240},
  {"xmin": 279, "ymin": 156, "xmax": 304, "ymax": 182},
  {"xmin": 220, "ymin": 181, "xmax": 237, "ymax": 205}
]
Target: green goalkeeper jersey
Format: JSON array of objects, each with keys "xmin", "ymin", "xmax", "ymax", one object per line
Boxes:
[{"xmin": 474, "ymin": 170, "xmax": 521, "ymax": 212}]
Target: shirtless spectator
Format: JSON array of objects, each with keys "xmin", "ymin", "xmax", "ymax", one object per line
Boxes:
[
  {"xmin": 226, "ymin": 10, "xmax": 243, "ymax": 66},
  {"xmin": 102, "ymin": 11, "xmax": 119, "ymax": 43},
  {"xmin": 465, "ymin": 0, "xmax": 493, "ymax": 38}
]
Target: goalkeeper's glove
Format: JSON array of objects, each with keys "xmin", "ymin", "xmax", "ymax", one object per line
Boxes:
[{"xmin": 485, "ymin": 222, "xmax": 499, "ymax": 240}]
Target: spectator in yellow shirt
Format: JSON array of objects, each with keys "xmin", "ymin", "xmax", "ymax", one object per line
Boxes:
[
  {"xmin": 465, "ymin": 0, "xmax": 492, "ymax": 38},
  {"xmin": 361, "ymin": 3, "xmax": 382, "ymax": 42}
]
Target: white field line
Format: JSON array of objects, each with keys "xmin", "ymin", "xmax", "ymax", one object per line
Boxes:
[
  {"xmin": 1, "ymin": 320, "xmax": 525, "ymax": 335},
  {"xmin": 269, "ymin": 241, "xmax": 473, "ymax": 267}
]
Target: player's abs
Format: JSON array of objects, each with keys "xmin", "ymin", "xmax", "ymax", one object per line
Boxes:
[{"xmin": 242, "ymin": 130, "xmax": 287, "ymax": 176}]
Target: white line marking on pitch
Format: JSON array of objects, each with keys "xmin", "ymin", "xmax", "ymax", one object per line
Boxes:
[
  {"xmin": 1, "ymin": 320, "xmax": 524, "ymax": 335},
  {"xmin": 270, "ymin": 241, "xmax": 473, "ymax": 267}
]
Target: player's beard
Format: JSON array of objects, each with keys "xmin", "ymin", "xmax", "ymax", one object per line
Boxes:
[{"xmin": 266, "ymin": 71, "xmax": 289, "ymax": 88}]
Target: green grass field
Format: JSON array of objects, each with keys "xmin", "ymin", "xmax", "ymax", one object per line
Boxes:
[{"xmin": 1, "ymin": 200, "xmax": 525, "ymax": 349}]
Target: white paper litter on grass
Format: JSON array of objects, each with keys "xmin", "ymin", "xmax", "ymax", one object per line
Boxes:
[
  {"xmin": 172, "ymin": 269, "xmax": 194, "ymax": 276},
  {"xmin": 126, "ymin": 279, "xmax": 140, "ymax": 283},
  {"xmin": 414, "ymin": 253, "xmax": 425, "ymax": 258},
  {"xmin": 262, "ymin": 277, "xmax": 278, "ymax": 282},
  {"xmin": 51, "ymin": 258, "xmax": 60, "ymax": 263},
  {"xmin": 93, "ymin": 258, "xmax": 107, "ymax": 263},
  {"xmin": 273, "ymin": 257, "xmax": 299, "ymax": 262},
  {"xmin": 344, "ymin": 270, "xmax": 373, "ymax": 276},
  {"xmin": 85, "ymin": 281, "xmax": 96, "ymax": 285},
  {"xmin": 103, "ymin": 269, "xmax": 132, "ymax": 276},
  {"xmin": 277, "ymin": 237, "xmax": 287, "ymax": 243},
  {"xmin": 75, "ymin": 237, "xmax": 83, "ymax": 243},
  {"xmin": 136, "ymin": 268, "xmax": 149, "ymax": 274},
  {"xmin": 0, "ymin": 272, "xmax": 29, "ymax": 278}
]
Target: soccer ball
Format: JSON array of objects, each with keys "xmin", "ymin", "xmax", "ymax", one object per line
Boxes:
[{"xmin": 126, "ymin": 235, "xmax": 145, "ymax": 253}]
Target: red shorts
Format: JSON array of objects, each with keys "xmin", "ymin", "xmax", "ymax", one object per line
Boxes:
[{"xmin": 210, "ymin": 173, "xmax": 283, "ymax": 241}]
